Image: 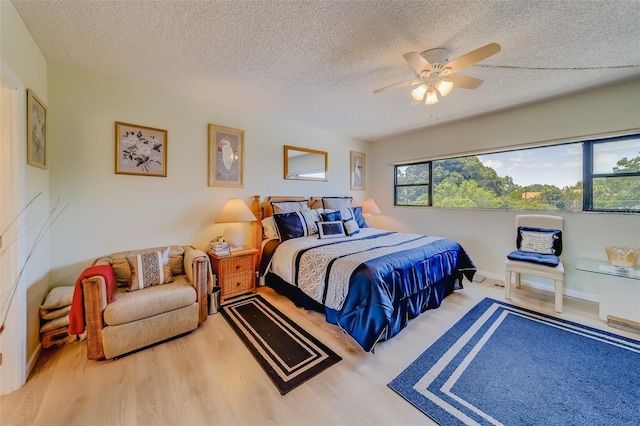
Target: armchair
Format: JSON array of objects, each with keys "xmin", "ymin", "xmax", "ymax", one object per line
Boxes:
[{"xmin": 80, "ymin": 245, "xmax": 210, "ymax": 360}]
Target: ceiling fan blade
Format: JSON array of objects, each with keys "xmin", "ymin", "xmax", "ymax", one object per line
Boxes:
[
  {"xmin": 403, "ymin": 52, "xmax": 433, "ymax": 74},
  {"xmin": 448, "ymin": 74, "xmax": 484, "ymax": 89},
  {"xmin": 447, "ymin": 43, "xmax": 501, "ymax": 74},
  {"xmin": 373, "ymin": 79, "xmax": 421, "ymax": 94}
]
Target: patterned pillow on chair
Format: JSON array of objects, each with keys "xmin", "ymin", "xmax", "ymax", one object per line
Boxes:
[{"xmin": 126, "ymin": 247, "xmax": 174, "ymax": 291}]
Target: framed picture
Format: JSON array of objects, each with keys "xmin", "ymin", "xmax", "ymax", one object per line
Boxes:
[
  {"xmin": 208, "ymin": 123, "xmax": 244, "ymax": 187},
  {"xmin": 27, "ymin": 89, "xmax": 47, "ymax": 169},
  {"xmin": 350, "ymin": 151, "xmax": 366, "ymax": 191},
  {"xmin": 115, "ymin": 122, "xmax": 167, "ymax": 177}
]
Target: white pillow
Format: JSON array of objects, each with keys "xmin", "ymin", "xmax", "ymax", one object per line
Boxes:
[
  {"xmin": 343, "ymin": 218, "xmax": 360, "ymax": 236},
  {"xmin": 520, "ymin": 230, "xmax": 555, "ymax": 254},
  {"xmin": 271, "ymin": 200, "xmax": 310, "ymax": 214},
  {"xmin": 322, "ymin": 197, "xmax": 353, "ymax": 220},
  {"xmin": 317, "ymin": 221, "xmax": 346, "ymax": 239},
  {"xmin": 299, "ymin": 208, "xmax": 323, "ymax": 235},
  {"xmin": 40, "ymin": 286, "xmax": 75, "ymax": 310},
  {"xmin": 262, "ymin": 216, "xmax": 279, "ymax": 240}
]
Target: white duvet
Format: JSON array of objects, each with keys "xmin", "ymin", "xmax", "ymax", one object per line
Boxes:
[{"xmin": 269, "ymin": 228, "xmax": 442, "ymax": 310}]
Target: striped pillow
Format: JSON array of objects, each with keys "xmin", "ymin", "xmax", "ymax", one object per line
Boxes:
[{"xmin": 126, "ymin": 247, "xmax": 173, "ymax": 291}]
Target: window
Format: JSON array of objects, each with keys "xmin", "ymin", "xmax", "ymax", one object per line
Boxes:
[
  {"xmin": 393, "ymin": 134, "xmax": 639, "ymax": 212},
  {"xmin": 584, "ymin": 135, "xmax": 640, "ymax": 212},
  {"xmin": 394, "ymin": 162, "xmax": 431, "ymax": 206}
]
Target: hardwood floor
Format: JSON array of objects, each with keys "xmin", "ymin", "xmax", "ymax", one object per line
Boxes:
[{"xmin": 2, "ymin": 279, "xmax": 637, "ymax": 425}]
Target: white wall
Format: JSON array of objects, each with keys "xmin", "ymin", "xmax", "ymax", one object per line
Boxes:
[
  {"xmin": 370, "ymin": 79, "xmax": 640, "ymax": 300},
  {"xmin": 1, "ymin": 1, "xmax": 50, "ymax": 393},
  {"xmin": 47, "ymin": 64, "xmax": 369, "ymax": 288}
]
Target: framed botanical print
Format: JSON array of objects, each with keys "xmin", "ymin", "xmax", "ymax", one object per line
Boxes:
[
  {"xmin": 350, "ymin": 151, "xmax": 365, "ymax": 191},
  {"xmin": 208, "ymin": 123, "xmax": 244, "ymax": 187},
  {"xmin": 115, "ymin": 122, "xmax": 167, "ymax": 177},
  {"xmin": 27, "ymin": 89, "xmax": 47, "ymax": 169}
]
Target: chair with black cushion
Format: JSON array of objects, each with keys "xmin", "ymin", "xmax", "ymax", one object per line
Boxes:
[{"xmin": 505, "ymin": 214, "xmax": 564, "ymax": 312}]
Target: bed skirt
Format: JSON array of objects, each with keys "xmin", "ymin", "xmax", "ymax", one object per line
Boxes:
[{"xmin": 264, "ymin": 271, "xmax": 461, "ymax": 350}]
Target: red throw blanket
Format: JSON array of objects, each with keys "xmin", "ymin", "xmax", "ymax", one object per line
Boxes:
[{"xmin": 68, "ymin": 265, "xmax": 116, "ymax": 335}]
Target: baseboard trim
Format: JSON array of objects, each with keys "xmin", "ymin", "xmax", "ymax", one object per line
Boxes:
[
  {"xmin": 607, "ymin": 315, "xmax": 640, "ymax": 335},
  {"xmin": 477, "ymin": 270, "xmax": 599, "ymax": 303},
  {"xmin": 26, "ymin": 343, "xmax": 41, "ymax": 379}
]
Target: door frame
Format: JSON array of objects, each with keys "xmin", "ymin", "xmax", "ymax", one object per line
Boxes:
[{"xmin": 0, "ymin": 60, "xmax": 27, "ymax": 395}]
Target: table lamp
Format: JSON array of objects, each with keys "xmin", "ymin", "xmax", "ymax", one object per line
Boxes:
[
  {"xmin": 216, "ymin": 198, "xmax": 257, "ymax": 251},
  {"xmin": 362, "ymin": 198, "xmax": 381, "ymax": 226}
]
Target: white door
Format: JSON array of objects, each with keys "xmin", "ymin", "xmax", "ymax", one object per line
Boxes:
[{"xmin": 0, "ymin": 69, "xmax": 27, "ymax": 395}]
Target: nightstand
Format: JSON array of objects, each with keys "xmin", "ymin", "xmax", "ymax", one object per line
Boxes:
[{"xmin": 208, "ymin": 248, "xmax": 258, "ymax": 302}]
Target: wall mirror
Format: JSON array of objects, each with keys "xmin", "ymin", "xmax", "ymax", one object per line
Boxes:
[{"xmin": 284, "ymin": 145, "xmax": 328, "ymax": 181}]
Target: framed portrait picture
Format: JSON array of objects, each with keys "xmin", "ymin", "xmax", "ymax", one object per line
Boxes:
[
  {"xmin": 350, "ymin": 151, "xmax": 366, "ymax": 191},
  {"xmin": 208, "ymin": 123, "xmax": 244, "ymax": 187},
  {"xmin": 115, "ymin": 122, "xmax": 167, "ymax": 177},
  {"xmin": 27, "ymin": 89, "xmax": 47, "ymax": 169}
]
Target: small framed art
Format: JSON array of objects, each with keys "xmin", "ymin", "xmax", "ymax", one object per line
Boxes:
[
  {"xmin": 27, "ymin": 89, "xmax": 47, "ymax": 169},
  {"xmin": 350, "ymin": 151, "xmax": 365, "ymax": 191},
  {"xmin": 115, "ymin": 122, "xmax": 167, "ymax": 177},
  {"xmin": 208, "ymin": 123, "xmax": 244, "ymax": 187}
]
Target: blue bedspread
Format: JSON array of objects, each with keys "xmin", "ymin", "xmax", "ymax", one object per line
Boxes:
[{"xmin": 267, "ymin": 230, "xmax": 476, "ymax": 352}]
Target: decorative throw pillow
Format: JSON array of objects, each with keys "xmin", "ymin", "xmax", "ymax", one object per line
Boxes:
[
  {"xmin": 273, "ymin": 211, "xmax": 309, "ymax": 241},
  {"xmin": 40, "ymin": 315, "xmax": 70, "ymax": 333},
  {"xmin": 343, "ymin": 218, "xmax": 360, "ymax": 236},
  {"xmin": 507, "ymin": 251, "xmax": 560, "ymax": 267},
  {"xmin": 352, "ymin": 206, "xmax": 368, "ymax": 228},
  {"xmin": 271, "ymin": 200, "xmax": 310, "ymax": 214},
  {"xmin": 40, "ymin": 285, "xmax": 75, "ymax": 310},
  {"xmin": 322, "ymin": 197, "xmax": 353, "ymax": 220},
  {"xmin": 299, "ymin": 208, "xmax": 322, "ymax": 235},
  {"xmin": 517, "ymin": 226, "xmax": 562, "ymax": 255},
  {"xmin": 262, "ymin": 216, "xmax": 279, "ymax": 239},
  {"xmin": 317, "ymin": 221, "xmax": 346, "ymax": 239},
  {"xmin": 321, "ymin": 210, "xmax": 343, "ymax": 222},
  {"xmin": 167, "ymin": 246, "xmax": 185, "ymax": 276},
  {"xmin": 126, "ymin": 247, "xmax": 173, "ymax": 291},
  {"xmin": 40, "ymin": 305, "xmax": 72, "ymax": 320}
]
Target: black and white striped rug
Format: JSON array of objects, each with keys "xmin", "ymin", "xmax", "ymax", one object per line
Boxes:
[{"xmin": 221, "ymin": 294, "xmax": 341, "ymax": 395}]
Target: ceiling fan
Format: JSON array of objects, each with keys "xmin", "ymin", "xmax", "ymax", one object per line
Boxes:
[{"xmin": 373, "ymin": 42, "xmax": 501, "ymax": 105}]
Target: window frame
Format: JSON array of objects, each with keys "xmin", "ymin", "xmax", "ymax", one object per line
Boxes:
[
  {"xmin": 394, "ymin": 161, "xmax": 432, "ymax": 207},
  {"xmin": 393, "ymin": 134, "xmax": 639, "ymax": 213},
  {"xmin": 583, "ymin": 135, "xmax": 640, "ymax": 213}
]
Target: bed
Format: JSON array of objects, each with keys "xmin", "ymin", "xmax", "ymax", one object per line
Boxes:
[{"xmin": 251, "ymin": 196, "xmax": 476, "ymax": 352}]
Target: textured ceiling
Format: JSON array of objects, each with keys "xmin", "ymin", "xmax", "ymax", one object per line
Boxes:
[{"xmin": 12, "ymin": 0, "xmax": 640, "ymax": 141}]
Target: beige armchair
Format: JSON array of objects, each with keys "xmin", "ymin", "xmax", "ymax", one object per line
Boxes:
[{"xmin": 81, "ymin": 245, "xmax": 210, "ymax": 360}]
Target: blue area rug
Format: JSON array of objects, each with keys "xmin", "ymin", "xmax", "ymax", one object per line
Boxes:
[{"xmin": 388, "ymin": 298, "xmax": 640, "ymax": 426}]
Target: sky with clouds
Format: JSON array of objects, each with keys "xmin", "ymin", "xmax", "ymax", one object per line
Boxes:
[{"xmin": 478, "ymin": 138, "xmax": 639, "ymax": 188}]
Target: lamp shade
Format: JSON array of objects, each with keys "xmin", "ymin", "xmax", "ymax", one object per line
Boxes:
[
  {"xmin": 425, "ymin": 87, "xmax": 439, "ymax": 105},
  {"xmin": 436, "ymin": 78, "xmax": 454, "ymax": 96},
  {"xmin": 216, "ymin": 198, "xmax": 257, "ymax": 251},
  {"xmin": 362, "ymin": 198, "xmax": 381, "ymax": 215},
  {"xmin": 411, "ymin": 84, "xmax": 427, "ymax": 101},
  {"xmin": 216, "ymin": 198, "xmax": 256, "ymax": 223}
]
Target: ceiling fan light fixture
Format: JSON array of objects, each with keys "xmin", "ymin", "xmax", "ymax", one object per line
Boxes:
[
  {"xmin": 411, "ymin": 84, "xmax": 427, "ymax": 101},
  {"xmin": 425, "ymin": 87, "xmax": 439, "ymax": 105},
  {"xmin": 436, "ymin": 79, "xmax": 454, "ymax": 96}
]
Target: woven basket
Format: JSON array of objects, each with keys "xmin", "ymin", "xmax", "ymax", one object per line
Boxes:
[{"xmin": 605, "ymin": 246, "xmax": 639, "ymax": 268}]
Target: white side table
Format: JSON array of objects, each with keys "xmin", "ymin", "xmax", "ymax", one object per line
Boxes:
[{"xmin": 576, "ymin": 259, "xmax": 640, "ymax": 333}]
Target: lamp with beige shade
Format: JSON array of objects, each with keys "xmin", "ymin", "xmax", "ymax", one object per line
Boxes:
[
  {"xmin": 216, "ymin": 198, "xmax": 257, "ymax": 251},
  {"xmin": 362, "ymin": 198, "xmax": 381, "ymax": 227}
]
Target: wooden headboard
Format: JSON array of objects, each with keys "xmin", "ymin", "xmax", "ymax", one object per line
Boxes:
[
  {"xmin": 250, "ymin": 195, "xmax": 324, "ymax": 267},
  {"xmin": 253, "ymin": 196, "xmax": 323, "ymax": 219}
]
